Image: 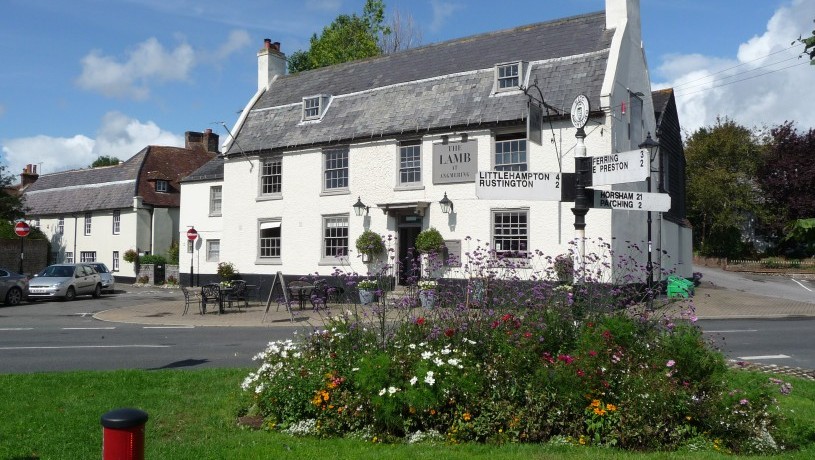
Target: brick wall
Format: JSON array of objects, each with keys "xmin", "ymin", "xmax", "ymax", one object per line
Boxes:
[{"xmin": 0, "ymin": 239, "xmax": 49, "ymax": 275}]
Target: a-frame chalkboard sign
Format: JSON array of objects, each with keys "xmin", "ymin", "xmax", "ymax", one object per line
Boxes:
[{"xmin": 263, "ymin": 271, "xmax": 293, "ymax": 322}]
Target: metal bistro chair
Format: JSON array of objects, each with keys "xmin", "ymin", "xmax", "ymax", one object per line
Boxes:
[
  {"xmin": 200, "ymin": 283, "xmax": 222, "ymax": 314},
  {"xmin": 224, "ymin": 280, "xmax": 249, "ymax": 312},
  {"xmin": 180, "ymin": 285, "xmax": 202, "ymax": 315}
]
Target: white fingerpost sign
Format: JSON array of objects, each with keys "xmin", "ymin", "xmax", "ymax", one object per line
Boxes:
[
  {"xmin": 590, "ymin": 149, "xmax": 649, "ymax": 186},
  {"xmin": 593, "ymin": 190, "xmax": 671, "ymax": 212},
  {"xmin": 476, "ymin": 171, "xmax": 562, "ymax": 201}
]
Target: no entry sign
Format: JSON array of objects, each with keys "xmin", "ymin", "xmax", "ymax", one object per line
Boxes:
[
  {"xmin": 186, "ymin": 228, "xmax": 198, "ymax": 241},
  {"xmin": 14, "ymin": 221, "xmax": 30, "ymax": 237}
]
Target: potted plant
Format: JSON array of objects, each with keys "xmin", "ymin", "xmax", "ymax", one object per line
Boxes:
[
  {"xmin": 417, "ymin": 279, "xmax": 437, "ymax": 309},
  {"xmin": 217, "ymin": 261, "xmax": 237, "ymax": 287},
  {"xmin": 355, "ymin": 230, "xmax": 385, "ymax": 263},
  {"xmin": 415, "ymin": 227, "xmax": 445, "ymax": 254},
  {"xmin": 357, "ymin": 279, "xmax": 377, "ymax": 305}
]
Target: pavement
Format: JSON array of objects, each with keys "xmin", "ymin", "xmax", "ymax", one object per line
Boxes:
[{"xmin": 93, "ymin": 276, "xmax": 815, "ymax": 328}]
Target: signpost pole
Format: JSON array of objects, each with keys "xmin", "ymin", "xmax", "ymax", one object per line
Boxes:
[
  {"xmin": 14, "ymin": 221, "xmax": 30, "ymax": 274},
  {"xmin": 186, "ymin": 227, "xmax": 198, "ymax": 287},
  {"xmin": 569, "ymin": 95, "xmax": 591, "ymax": 283},
  {"xmin": 19, "ymin": 235, "xmax": 24, "ymax": 274},
  {"xmin": 638, "ymin": 133, "xmax": 660, "ymax": 308}
]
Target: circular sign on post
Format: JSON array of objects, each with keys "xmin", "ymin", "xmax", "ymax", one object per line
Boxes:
[
  {"xmin": 570, "ymin": 94, "xmax": 590, "ymax": 129},
  {"xmin": 186, "ymin": 228, "xmax": 198, "ymax": 241},
  {"xmin": 14, "ymin": 221, "xmax": 30, "ymax": 237}
]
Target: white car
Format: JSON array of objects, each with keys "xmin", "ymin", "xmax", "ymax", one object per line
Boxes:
[
  {"xmin": 88, "ymin": 262, "xmax": 116, "ymax": 293},
  {"xmin": 28, "ymin": 264, "xmax": 103, "ymax": 301}
]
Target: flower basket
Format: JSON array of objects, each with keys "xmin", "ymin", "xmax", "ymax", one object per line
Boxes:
[
  {"xmin": 357, "ymin": 279, "xmax": 377, "ymax": 305},
  {"xmin": 417, "ymin": 279, "xmax": 437, "ymax": 309}
]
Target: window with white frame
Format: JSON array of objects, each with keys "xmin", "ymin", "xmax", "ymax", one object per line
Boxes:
[
  {"xmin": 206, "ymin": 240, "xmax": 220, "ymax": 262},
  {"xmin": 260, "ymin": 158, "xmax": 282, "ymax": 196},
  {"xmin": 323, "ymin": 147, "xmax": 349, "ymax": 191},
  {"xmin": 112, "ymin": 210, "xmax": 120, "ymax": 234},
  {"xmin": 495, "ymin": 62, "xmax": 522, "ymax": 90},
  {"xmin": 399, "ymin": 141, "xmax": 422, "ymax": 185},
  {"xmin": 302, "ymin": 95, "xmax": 330, "ymax": 121},
  {"xmin": 156, "ymin": 180, "xmax": 169, "ymax": 192},
  {"xmin": 112, "ymin": 251, "xmax": 120, "ymax": 271},
  {"xmin": 492, "ymin": 210, "xmax": 529, "ymax": 259},
  {"xmin": 322, "ymin": 215, "xmax": 349, "ymax": 259},
  {"xmin": 57, "ymin": 217, "xmax": 64, "ymax": 235},
  {"xmin": 494, "ymin": 133, "xmax": 527, "ymax": 171},
  {"xmin": 65, "ymin": 252, "xmax": 74, "ymax": 263},
  {"xmin": 209, "ymin": 186, "xmax": 222, "ymax": 216},
  {"xmin": 259, "ymin": 220, "xmax": 282, "ymax": 260},
  {"xmin": 80, "ymin": 251, "xmax": 97, "ymax": 262},
  {"xmin": 84, "ymin": 213, "xmax": 92, "ymax": 235}
]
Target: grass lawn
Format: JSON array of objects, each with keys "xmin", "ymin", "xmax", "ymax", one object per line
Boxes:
[{"xmin": 1, "ymin": 368, "xmax": 814, "ymax": 459}]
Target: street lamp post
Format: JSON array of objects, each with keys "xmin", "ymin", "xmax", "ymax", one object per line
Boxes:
[{"xmin": 638, "ymin": 132, "xmax": 660, "ymax": 304}]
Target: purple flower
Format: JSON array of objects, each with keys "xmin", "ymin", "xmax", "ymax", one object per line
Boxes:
[{"xmin": 666, "ymin": 360, "xmax": 675, "ymax": 368}]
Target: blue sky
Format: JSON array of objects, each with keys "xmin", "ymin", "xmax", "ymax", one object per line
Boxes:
[{"xmin": 2, "ymin": 0, "xmax": 814, "ymax": 177}]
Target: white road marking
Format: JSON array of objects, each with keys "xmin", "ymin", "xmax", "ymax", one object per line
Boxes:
[
  {"xmin": 143, "ymin": 326, "xmax": 194, "ymax": 329},
  {"xmin": 738, "ymin": 354, "xmax": 791, "ymax": 360},
  {"xmin": 0, "ymin": 328, "xmax": 34, "ymax": 331},
  {"xmin": 792, "ymin": 278, "xmax": 813, "ymax": 292},
  {"xmin": 62, "ymin": 327, "xmax": 116, "ymax": 330},
  {"xmin": 705, "ymin": 329, "xmax": 758, "ymax": 333},
  {"xmin": 0, "ymin": 345, "xmax": 170, "ymax": 350}
]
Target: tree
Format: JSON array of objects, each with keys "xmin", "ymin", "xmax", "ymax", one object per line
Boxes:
[
  {"xmin": 378, "ymin": 8, "xmax": 423, "ymax": 54},
  {"xmin": 795, "ymin": 19, "xmax": 815, "ymax": 65},
  {"xmin": 91, "ymin": 155, "xmax": 121, "ymax": 167},
  {"xmin": 288, "ymin": 0, "xmax": 390, "ymax": 73},
  {"xmin": 757, "ymin": 122, "xmax": 815, "ymax": 255},
  {"xmin": 684, "ymin": 118, "xmax": 765, "ymax": 257},
  {"xmin": 0, "ymin": 163, "xmax": 25, "ymax": 221}
]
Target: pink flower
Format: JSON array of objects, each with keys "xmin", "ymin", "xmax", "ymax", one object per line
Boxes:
[
  {"xmin": 666, "ymin": 360, "xmax": 675, "ymax": 368},
  {"xmin": 739, "ymin": 399, "xmax": 749, "ymax": 405}
]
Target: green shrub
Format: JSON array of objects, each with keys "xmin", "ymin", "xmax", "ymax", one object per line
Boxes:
[
  {"xmin": 139, "ymin": 254, "xmax": 167, "ymax": 265},
  {"xmin": 166, "ymin": 242, "xmax": 180, "ymax": 265},
  {"xmin": 355, "ymin": 230, "xmax": 385, "ymax": 259},
  {"xmin": 415, "ymin": 227, "xmax": 444, "ymax": 254},
  {"xmin": 123, "ymin": 249, "xmax": 138, "ymax": 264},
  {"xmin": 217, "ymin": 262, "xmax": 237, "ymax": 281}
]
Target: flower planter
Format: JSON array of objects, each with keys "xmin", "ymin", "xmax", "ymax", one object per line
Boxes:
[
  {"xmin": 419, "ymin": 289, "xmax": 435, "ymax": 309},
  {"xmin": 359, "ymin": 289, "xmax": 376, "ymax": 305}
]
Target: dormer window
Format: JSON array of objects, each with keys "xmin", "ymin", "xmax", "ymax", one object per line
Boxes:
[
  {"xmin": 495, "ymin": 62, "xmax": 524, "ymax": 92},
  {"xmin": 302, "ymin": 94, "xmax": 331, "ymax": 121},
  {"xmin": 156, "ymin": 180, "xmax": 169, "ymax": 192}
]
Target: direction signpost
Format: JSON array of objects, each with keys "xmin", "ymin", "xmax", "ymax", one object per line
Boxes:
[
  {"xmin": 187, "ymin": 227, "xmax": 198, "ymax": 287},
  {"xmin": 14, "ymin": 221, "xmax": 30, "ymax": 274},
  {"xmin": 590, "ymin": 149, "xmax": 649, "ymax": 186},
  {"xmin": 592, "ymin": 190, "xmax": 671, "ymax": 212},
  {"xmin": 476, "ymin": 171, "xmax": 563, "ymax": 201}
]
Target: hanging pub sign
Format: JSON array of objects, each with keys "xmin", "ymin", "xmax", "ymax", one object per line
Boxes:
[
  {"xmin": 527, "ymin": 102, "xmax": 543, "ymax": 146},
  {"xmin": 432, "ymin": 139, "xmax": 478, "ymax": 184}
]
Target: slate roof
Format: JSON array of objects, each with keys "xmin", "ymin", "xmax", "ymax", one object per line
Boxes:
[
  {"xmin": 228, "ymin": 11, "xmax": 613, "ymax": 155},
  {"xmin": 181, "ymin": 156, "xmax": 224, "ymax": 183},
  {"xmin": 23, "ymin": 146, "xmax": 216, "ymax": 215}
]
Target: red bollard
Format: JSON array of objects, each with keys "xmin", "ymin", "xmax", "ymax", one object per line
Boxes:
[{"xmin": 101, "ymin": 408, "xmax": 148, "ymax": 460}]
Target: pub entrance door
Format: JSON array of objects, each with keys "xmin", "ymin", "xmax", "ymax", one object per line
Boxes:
[{"xmin": 397, "ymin": 215, "xmax": 423, "ymax": 285}]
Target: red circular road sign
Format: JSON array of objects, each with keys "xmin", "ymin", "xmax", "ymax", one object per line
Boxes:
[
  {"xmin": 186, "ymin": 228, "xmax": 198, "ymax": 241},
  {"xmin": 14, "ymin": 221, "xmax": 30, "ymax": 237}
]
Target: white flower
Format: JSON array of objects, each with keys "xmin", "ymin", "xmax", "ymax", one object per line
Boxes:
[
  {"xmin": 409, "ymin": 343, "xmax": 416, "ymax": 349},
  {"xmin": 424, "ymin": 371, "xmax": 435, "ymax": 386},
  {"xmin": 388, "ymin": 386, "xmax": 398, "ymax": 394},
  {"xmin": 433, "ymin": 358, "xmax": 444, "ymax": 366},
  {"xmin": 441, "ymin": 347, "xmax": 451, "ymax": 355},
  {"xmin": 447, "ymin": 358, "xmax": 460, "ymax": 366},
  {"xmin": 379, "ymin": 388, "xmax": 387, "ymax": 396},
  {"xmin": 421, "ymin": 351, "xmax": 433, "ymax": 360},
  {"xmin": 410, "ymin": 376, "xmax": 418, "ymax": 386},
  {"xmin": 352, "ymin": 367, "xmax": 360, "ymax": 372}
]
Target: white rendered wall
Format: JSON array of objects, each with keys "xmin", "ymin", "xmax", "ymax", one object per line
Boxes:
[{"xmin": 179, "ymin": 180, "xmax": 223, "ymax": 279}]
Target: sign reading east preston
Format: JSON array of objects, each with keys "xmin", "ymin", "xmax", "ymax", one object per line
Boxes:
[
  {"xmin": 592, "ymin": 189, "xmax": 671, "ymax": 212},
  {"xmin": 476, "ymin": 171, "xmax": 562, "ymax": 201},
  {"xmin": 590, "ymin": 149, "xmax": 649, "ymax": 186},
  {"xmin": 433, "ymin": 140, "xmax": 478, "ymax": 184}
]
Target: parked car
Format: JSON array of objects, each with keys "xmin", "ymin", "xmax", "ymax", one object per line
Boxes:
[
  {"xmin": 28, "ymin": 264, "xmax": 103, "ymax": 301},
  {"xmin": 88, "ymin": 262, "xmax": 116, "ymax": 293},
  {"xmin": 0, "ymin": 268, "xmax": 28, "ymax": 306}
]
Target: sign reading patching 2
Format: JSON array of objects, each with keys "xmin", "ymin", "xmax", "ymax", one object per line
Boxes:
[{"xmin": 433, "ymin": 139, "xmax": 478, "ymax": 184}]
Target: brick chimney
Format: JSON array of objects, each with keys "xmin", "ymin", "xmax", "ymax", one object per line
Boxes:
[
  {"xmin": 185, "ymin": 129, "xmax": 220, "ymax": 153},
  {"xmin": 258, "ymin": 38, "xmax": 286, "ymax": 91},
  {"xmin": 20, "ymin": 164, "xmax": 39, "ymax": 187}
]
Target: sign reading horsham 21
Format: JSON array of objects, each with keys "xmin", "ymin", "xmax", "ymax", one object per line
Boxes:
[{"xmin": 433, "ymin": 140, "xmax": 478, "ymax": 184}]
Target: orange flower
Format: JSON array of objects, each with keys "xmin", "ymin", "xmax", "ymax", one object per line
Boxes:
[
  {"xmin": 591, "ymin": 399, "xmax": 601, "ymax": 408},
  {"xmin": 462, "ymin": 412, "xmax": 471, "ymax": 421},
  {"xmin": 606, "ymin": 403, "xmax": 617, "ymax": 412},
  {"xmin": 593, "ymin": 407, "xmax": 607, "ymax": 416}
]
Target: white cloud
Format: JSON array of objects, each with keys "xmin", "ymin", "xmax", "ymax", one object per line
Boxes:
[
  {"xmin": 429, "ymin": 0, "xmax": 462, "ymax": 33},
  {"xmin": 1, "ymin": 112, "xmax": 182, "ymax": 177},
  {"xmin": 654, "ymin": 0, "xmax": 815, "ymax": 136},
  {"xmin": 76, "ymin": 37, "xmax": 195, "ymax": 99},
  {"xmin": 212, "ymin": 30, "xmax": 251, "ymax": 61}
]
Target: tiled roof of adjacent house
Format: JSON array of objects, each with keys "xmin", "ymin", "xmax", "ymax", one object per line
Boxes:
[
  {"xmin": 23, "ymin": 145, "xmax": 216, "ymax": 215},
  {"xmin": 228, "ymin": 11, "xmax": 612, "ymax": 155},
  {"xmin": 181, "ymin": 156, "xmax": 224, "ymax": 183}
]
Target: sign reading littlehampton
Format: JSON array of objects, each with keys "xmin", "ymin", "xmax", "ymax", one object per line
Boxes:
[
  {"xmin": 593, "ymin": 190, "xmax": 671, "ymax": 212},
  {"xmin": 476, "ymin": 171, "xmax": 562, "ymax": 201},
  {"xmin": 432, "ymin": 140, "xmax": 478, "ymax": 184},
  {"xmin": 590, "ymin": 149, "xmax": 649, "ymax": 186}
]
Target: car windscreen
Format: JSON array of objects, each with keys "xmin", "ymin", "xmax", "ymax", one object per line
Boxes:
[
  {"xmin": 90, "ymin": 264, "xmax": 108, "ymax": 273},
  {"xmin": 39, "ymin": 266, "xmax": 74, "ymax": 277}
]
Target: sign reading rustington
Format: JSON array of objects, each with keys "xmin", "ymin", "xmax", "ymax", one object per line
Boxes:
[
  {"xmin": 476, "ymin": 171, "xmax": 563, "ymax": 201},
  {"xmin": 592, "ymin": 190, "xmax": 671, "ymax": 212},
  {"xmin": 186, "ymin": 228, "xmax": 198, "ymax": 241},
  {"xmin": 432, "ymin": 139, "xmax": 478, "ymax": 184},
  {"xmin": 590, "ymin": 149, "xmax": 649, "ymax": 186},
  {"xmin": 14, "ymin": 221, "xmax": 30, "ymax": 237}
]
